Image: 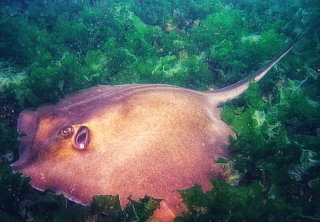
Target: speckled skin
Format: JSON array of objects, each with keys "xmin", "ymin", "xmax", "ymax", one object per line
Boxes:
[{"xmin": 11, "ymin": 40, "xmax": 301, "ymax": 221}]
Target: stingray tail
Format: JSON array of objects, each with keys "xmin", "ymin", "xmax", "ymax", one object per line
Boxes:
[{"xmin": 208, "ymin": 37, "xmax": 304, "ymax": 105}]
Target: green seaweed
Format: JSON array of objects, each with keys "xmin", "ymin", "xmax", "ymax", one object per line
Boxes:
[
  {"xmin": 178, "ymin": 180, "xmax": 263, "ymax": 221},
  {"xmin": 0, "ymin": 0, "xmax": 319, "ymax": 221}
]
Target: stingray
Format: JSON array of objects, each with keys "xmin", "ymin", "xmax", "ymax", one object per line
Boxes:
[{"xmin": 11, "ymin": 39, "xmax": 301, "ymax": 221}]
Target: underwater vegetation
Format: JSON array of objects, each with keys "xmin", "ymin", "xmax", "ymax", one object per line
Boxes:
[
  {"xmin": 0, "ymin": 0, "xmax": 320, "ymax": 221},
  {"xmin": 0, "ymin": 61, "xmax": 27, "ymax": 93}
]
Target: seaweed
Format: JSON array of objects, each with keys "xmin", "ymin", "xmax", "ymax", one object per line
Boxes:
[
  {"xmin": 178, "ymin": 180, "xmax": 263, "ymax": 221},
  {"xmin": 0, "ymin": 0, "xmax": 319, "ymax": 221},
  {"xmin": 218, "ymin": 77, "xmax": 320, "ymax": 220}
]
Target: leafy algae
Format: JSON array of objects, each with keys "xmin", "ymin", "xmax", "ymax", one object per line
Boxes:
[{"xmin": 0, "ymin": 0, "xmax": 319, "ymax": 221}]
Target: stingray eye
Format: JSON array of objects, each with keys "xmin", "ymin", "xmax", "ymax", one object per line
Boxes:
[
  {"xmin": 74, "ymin": 126, "xmax": 90, "ymax": 151},
  {"xmin": 60, "ymin": 126, "xmax": 74, "ymax": 139}
]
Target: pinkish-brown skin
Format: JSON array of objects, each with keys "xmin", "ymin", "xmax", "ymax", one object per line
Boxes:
[{"xmin": 11, "ymin": 40, "xmax": 301, "ymax": 221}]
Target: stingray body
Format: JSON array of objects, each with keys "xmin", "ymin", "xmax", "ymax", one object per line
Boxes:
[{"xmin": 11, "ymin": 40, "xmax": 301, "ymax": 221}]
